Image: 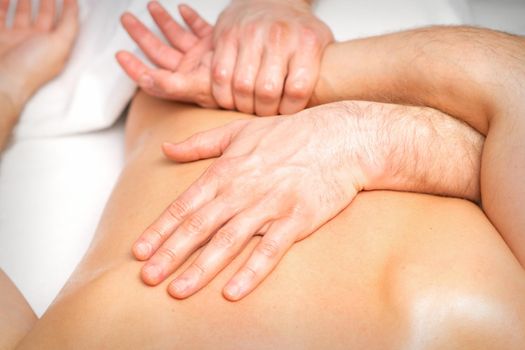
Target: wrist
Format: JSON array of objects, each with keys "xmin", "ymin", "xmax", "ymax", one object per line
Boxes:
[
  {"xmin": 310, "ymin": 40, "xmax": 396, "ymax": 108},
  {"xmin": 0, "ymin": 91, "xmax": 20, "ymax": 139},
  {"xmin": 0, "ymin": 69, "xmax": 29, "ymax": 117},
  {"xmin": 343, "ymin": 101, "xmax": 391, "ymax": 192},
  {"xmin": 323, "ymin": 101, "xmax": 386, "ymax": 194},
  {"xmin": 0, "ymin": 89, "xmax": 22, "ymax": 120},
  {"xmin": 335, "ymin": 101, "xmax": 427, "ymax": 194}
]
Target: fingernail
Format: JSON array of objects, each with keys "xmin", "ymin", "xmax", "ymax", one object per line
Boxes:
[
  {"xmin": 139, "ymin": 74, "xmax": 153, "ymax": 88},
  {"xmin": 135, "ymin": 242, "xmax": 151, "ymax": 258},
  {"xmin": 225, "ymin": 283, "xmax": 243, "ymax": 299},
  {"xmin": 171, "ymin": 279, "xmax": 190, "ymax": 296},
  {"xmin": 144, "ymin": 264, "xmax": 161, "ymax": 281}
]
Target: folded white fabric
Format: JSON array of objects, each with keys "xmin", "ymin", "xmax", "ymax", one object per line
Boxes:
[{"xmin": 13, "ymin": 0, "xmax": 469, "ymax": 139}]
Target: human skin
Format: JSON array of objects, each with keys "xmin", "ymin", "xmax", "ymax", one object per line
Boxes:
[
  {"xmin": 134, "ymin": 101, "xmax": 483, "ymax": 301},
  {"xmin": 0, "ymin": 0, "xmax": 78, "ymax": 152},
  {"xmin": 6, "ymin": 93, "xmax": 525, "ymax": 349},
  {"xmin": 118, "ymin": 0, "xmax": 332, "ymax": 117},
  {"xmin": 211, "ymin": 0, "xmax": 332, "ymax": 115},
  {"xmin": 0, "ymin": 270, "xmax": 36, "ymax": 350},
  {"xmin": 309, "ymin": 27, "xmax": 525, "ymax": 266},
  {"xmin": 118, "ymin": 8, "xmax": 525, "ymax": 298}
]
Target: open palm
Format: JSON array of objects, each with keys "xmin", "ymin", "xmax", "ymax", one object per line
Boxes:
[
  {"xmin": 117, "ymin": 2, "xmax": 217, "ymax": 108},
  {"xmin": 0, "ymin": 0, "xmax": 78, "ymax": 108}
]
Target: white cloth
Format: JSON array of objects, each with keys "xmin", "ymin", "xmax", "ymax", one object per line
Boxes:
[{"xmin": 2, "ymin": 0, "xmax": 470, "ymax": 316}]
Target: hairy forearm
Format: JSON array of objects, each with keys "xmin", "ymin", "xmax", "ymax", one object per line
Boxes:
[
  {"xmin": 347, "ymin": 101, "xmax": 483, "ymax": 202},
  {"xmin": 315, "ymin": 26, "xmax": 525, "ymax": 265},
  {"xmin": 0, "ymin": 92, "xmax": 19, "ymax": 152},
  {"xmin": 312, "ymin": 26, "xmax": 525, "ymax": 133}
]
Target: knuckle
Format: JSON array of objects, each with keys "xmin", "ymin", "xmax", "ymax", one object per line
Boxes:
[
  {"xmin": 194, "ymin": 92, "xmax": 210, "ymax": 107},
  {"xmin": 207, "ymin": 161, "xmax": 229, "ymax": 179},
  {"xmin": 212, "ymin": 227, "xmax": 238, "ymax": 249},
  {"xmin": 245, "ymin": 23, "xmax": 258, "ymax": 38},
  {"xmin": 257, "ymin": 81, "xmax": 281, "ymax": 101},
  {"xmin": 242, "ymin": 265, "xmax": 258, "ymax": 280},
  {"xmin": 167, "ymin": 200, "xmax": 191, "ymax": 222},
  {"xmin": 146, "ymin": 226, "xmax": 166, "ymax": 241},
  {"xmin": 212, "ymin": 65, "xmax": 231, "ymax": 85},
  {"xmin": 191, "ymin": 261, "xmax": 207, "ymax": 276},
  {"xmin": 183, "ymin": 214, "xmax": 207, "ymax": 235},
  {"xmin": 300, "ymin": 27, "xmax": 321, "ymax": 48},
  {"xmin": 285, "ymin": 80, "xmax": 310, "ymax": 100},
  {"xmin": 256, "ymin": 239, "xmax": 280, "ymax": 259},
  {"xmin": 233, "ymin": 75, "xmax": 254, "ymax": 96},
  {"xmin": 269, "ymin": 21, "xmax": 290, "ymax": 43},
  {"xmin": 189, "ymin": 132, "xmax": 205, "ymax": 148},
  {"xmin": 158, "ymin": 247, "xmax": 177, "ymax": 262}
]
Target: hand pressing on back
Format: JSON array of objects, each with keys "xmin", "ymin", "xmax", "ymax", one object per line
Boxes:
[
  {"xmin": 211, "ymin": 0, "xmax": 333, "ymax": 116},
  {"xmin": 117, "ymin": 1, "xmax": 333, "ymax": 116},
  {"xmin": 130, "ymin": 101, "xmax": 484, "ymax": 301},
  {"xmin": 132, "ymin": 102, "xmax": 370, "ymax": 301}
]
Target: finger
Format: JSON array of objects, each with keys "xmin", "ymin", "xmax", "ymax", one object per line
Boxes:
[
  {"xmin": 223, "ymin": 219, "xmax": 302, "ymax": 301},
  {"xmin": 254, "ymin": 49, "xmax": 288, "ymax": 116},
  {"xmin": 162, "ymin": 120, "xmax": 246, "ymax": 163},
  {"xmin": 141, "ymin": 196, "xmax": 239, "ymax": 286},
  {"xmin": 279, "ymin": 37, "xmax": 322, "ymax": 114},
  {"xmin": 54, "ymin": 0, "xmax": 78, "ymax": 46},
  {"xmin": 168, "ymin": 205, "xmax": 274, "ymax": 298},
  {"xmin": 211, "ymin": 37, "xmax": 237, "ymax": 110},
  {"xmin": 232, "ymin": 42, "xmax": 262, "ymax": 114},
  {"xmin": 147, "ymin": 1, "xmax": 197, "ymax": 53},
  {"xmin": 121, "ymin": 12, "xmax": 182, "ymax": 71},
  {"xmin": 139, "ymin": 69, "xmax": 189, "ymax": 100},
  {"xmin": 34, "ymin": 0, "xmax": 55, "ymax": 31},
  {"xmin": 0, "ymin": 0, "xmax": 9, "ymax": 29},
  {"xmin": 117, "ymin": 51, "xmax": 185, "ymax": 100},
  {"xmin": 13, "ymin": 0, "xmax": 32, "ymax": 29},
  {"xmin": 116, "ymin": 50, "xmax": 150, "ymax": 82},
  {"xmin": 132, "ymin": 176, "xmax": 218, "ymax": 263},
  {"xmin": 146, "ymin": 67, "xmax": 218, "ymax": 107},
  {"xmin": 178, "ymin": 4, "xmax": 212, "ymax": 38}
]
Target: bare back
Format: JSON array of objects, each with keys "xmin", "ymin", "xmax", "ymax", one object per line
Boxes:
[{"xmin": 13, "ymin": 93, "xmax": 525, "ymax": 349}]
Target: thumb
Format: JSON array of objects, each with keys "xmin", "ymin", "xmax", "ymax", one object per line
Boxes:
[{"xmin": 162, "ymin": 120, "xmax": 247, "ymax": 162}]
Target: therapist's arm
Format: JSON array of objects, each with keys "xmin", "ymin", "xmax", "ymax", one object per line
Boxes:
[
  {"xmin": 312, "ymin": 26, "xmax": 525, "ymax": 265},
  {"xmin": 0, "ymin": 0, "xmax": 78, "ymax": 152}
]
